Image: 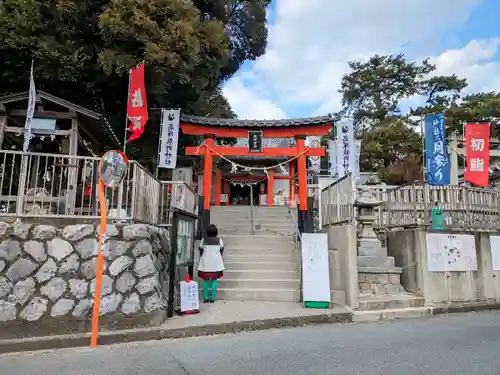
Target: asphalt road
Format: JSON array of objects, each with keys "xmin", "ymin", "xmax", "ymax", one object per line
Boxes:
[{"xmin": 1, "ymin": 311, "xmax": 500, "ymax": 375}]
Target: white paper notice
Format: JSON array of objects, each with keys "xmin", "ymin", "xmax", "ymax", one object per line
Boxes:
[
  {"xmin": 301, "ymin": 233, "xmax": 331, "ymax": 303},
  {"xmin": 489, "ymin": 235, "xmax": 500, "ymax": 271},
  {"xmin": 426, "ymin": 233, "xmax": 477, "ymax": 272},
  {"xmin": 180, "ymin": 280, "xmax": 199, "ymax": 312}
]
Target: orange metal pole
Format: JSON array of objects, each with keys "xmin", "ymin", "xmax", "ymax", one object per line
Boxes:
[
  {"xmin": 288, "ymin": 162, "xmax": 295, "ymax": 208},
  {"xmin": 214, "ymin": 169, "xmax": 222, "ymax": 206},
  {"xmin": 90, "ymin": 179, "xmax": 107, "ymax": 347},
  {"xmin": 267, "ymin": 169, "xmax": 274, "ymax": 207},
  {"xmin": 296, "ymin": 137, "xmax": 308, "ymax": 211},
  {"xmin": 203, "ymin": 137, "xmax": 214, "ymax": 210}
]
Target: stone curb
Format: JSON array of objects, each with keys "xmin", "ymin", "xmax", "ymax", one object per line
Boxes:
[
  {"xmin": 0, "ymin": 312, "xmax": 352, "ymax": 354},
  {"xmin": 429, "ymin": 302, "xmax": 500, "ymax": 315}
]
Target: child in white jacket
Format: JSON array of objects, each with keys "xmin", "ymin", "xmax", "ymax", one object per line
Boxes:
[{"xmin": 197, "ymin": 224, "xmax": 225, "ymax": 303}]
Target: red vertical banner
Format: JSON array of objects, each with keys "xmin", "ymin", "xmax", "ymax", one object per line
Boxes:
[
  {"xmin": 464, "ymin": 123, "xmax": 491, "ymax": 187},
  {"xmin": 126, "ymin": 63, "xmax": 148, "ymax": 142}
]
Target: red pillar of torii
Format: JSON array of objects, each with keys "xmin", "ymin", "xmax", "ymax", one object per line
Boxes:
[{"xmin": 180, "ymin": 116, "xmax": 332, "ymax": 233}]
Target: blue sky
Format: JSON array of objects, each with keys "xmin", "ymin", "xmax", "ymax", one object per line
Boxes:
[{"xmin": 223, "ymin": 0, "xmax": 500, "ymax": 120}]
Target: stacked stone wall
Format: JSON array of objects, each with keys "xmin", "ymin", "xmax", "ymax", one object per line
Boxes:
[{"xmin": 0, "ymin": 222, "xmax": 171, "ymax": 339}]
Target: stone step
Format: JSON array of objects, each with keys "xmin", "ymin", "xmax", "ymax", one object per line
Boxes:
[
  {"xmin": 224, "ymin": 261, "xmax": 299, "ymax": 271},
  {"xmin": 222, "ymin": 235, "xmax": 295, "ymax": 248},
  {"xmin": 212, "ymin": 213, "xmax": 293, "ymax": 221},
  {"xmin": 214, "ymin": 220, "xmax": 294, "ymax": 228},
  {"xmin": 352, "ymin": 307, "xmax": 431, "ymax": 322},
  {"xmin": 218, "ymin": 278, "xmax": 300, "ymax": 289},
  {"xmin": 224, "ymin": 269, "xmax": 300, "ymax": 280},
  {"xmin": 224, "ymin": 253, "xmax": 296, "ymax": 262},
  {"xmin": 224, "ymin": 247, "xmax": 296, "ymax": 254},
  {"xmin": 220, "ymin": 228, "xmax": 296, "ymax": 236},
  {"xmin": 358, "ymin": 296, "xmax": 426, "ymax": 311},
  {"xmin": 224, "ymin": 246, "xmax": 296, "ymax": 253},
  {"xmin": 214, "ymin": 221, "xmax": 295, "ymax": 229},
  {"xmin": 217, "ymin": 288, "xmax": 300, "ymax": 302}
]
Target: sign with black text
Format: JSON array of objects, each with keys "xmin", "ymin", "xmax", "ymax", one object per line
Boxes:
[
  {"xmin": 158, "ymin": 109, "xmax": 180, "ymax": 168},
  {"xmin": 248, "ymin": 131, "xmax": 263, "ymax": 153}
]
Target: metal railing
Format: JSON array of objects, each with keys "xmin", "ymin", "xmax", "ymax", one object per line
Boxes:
[
  {"xmin": 0, "ymin": 150, "xmax": 197, "ymax": 225},
  {"xmin": 320, "ymin": 174, "xmax": 356, "ymax": 226},
  {"xmin": 319, "ymin": 176, "xmax": 500, "ymax": 231},
  {"xmin": 385, "ymin": 184, "xmax": 500, "ymax": 230}
]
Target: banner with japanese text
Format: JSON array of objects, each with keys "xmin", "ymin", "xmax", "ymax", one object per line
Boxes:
[
  {"xmin": 424, "ymin": 114, "xmax": 450, "ymax": 185},
  {"xmin": 307, "ymin": 136, "xmax": 321, "ymax": 174},
  {"xmin": 158, "ymin": 109, "xmax": 180, "ymax": 169},
  {"xmin": 126, "ymin": 63, "xmax": 148, "ymax": 142},
  {"xmin": 327, "ymin": 139, "xmax": 337, "ymax": 177},
  {"xmin": 464, "ymin": 123, "xmax": 490, "ymax": 187},
  {"xmin": 23, "ymin": 61, "xmax": 36, "ymax": 152},
  {"xmin": 336, "ymin": 119, "xmax": 356, "ymax": 179}
]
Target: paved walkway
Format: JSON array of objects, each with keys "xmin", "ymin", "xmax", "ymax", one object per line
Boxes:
[
  {"xmin": 164, "ymin": 300, "xmax": 349, "ymax": 329},
  {"xmin": 0, "ymin": 300, "xmax": 351, "ymax": 353}
]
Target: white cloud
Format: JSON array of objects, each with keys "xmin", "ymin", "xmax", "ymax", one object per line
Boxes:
[
  {"xmin": 225, "ymin": 0, "xmax": 490, "ymax": 118},
  {"xmin": 432, "ymin": 39, "xmax": 500, "ymax": 94},
  {"xmin": 222, "ymin": 76, "xmax": 286, "ymax": 120}
]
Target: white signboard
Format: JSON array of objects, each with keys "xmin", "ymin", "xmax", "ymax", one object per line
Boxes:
[
  {"xmin": 158, "ymin": 109, "xmax": 180, "ymax": 169},
  {"xmin": 426, "ymin": 233, "xmax": 477, "ymax": 272},
  {"xmin": 489, "ymin": 235, "xmax": 500, "ymax": 271},
  {"xmin": 180, "ymin": 280, "xmax": 199, "ymax": 312},
  {"xmin": 301, "ymin": 233, "xmax": 331, "ymax": 303}
]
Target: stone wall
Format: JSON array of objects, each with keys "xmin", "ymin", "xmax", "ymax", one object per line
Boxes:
[
  {"xmin": 0, "ymin": 222, "xmax": 171, "ymax": 339},
  {"xmin": 387, "ymin": 229, "xmax": 500, "ymax": 306},
  {"xmin": 324, "ymin": 224, "xmax": 359, "ymax": 309}
]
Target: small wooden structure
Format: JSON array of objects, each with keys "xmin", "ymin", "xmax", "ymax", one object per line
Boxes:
[
  {"xmin": 0, "ymin": 90, "xmax": 121, "ymax": 154},
  {"xmin": 0, "ymin": 90, "xmax": 121, "ymax": 217}
]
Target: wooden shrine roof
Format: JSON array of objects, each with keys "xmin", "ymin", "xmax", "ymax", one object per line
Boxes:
[
  {"xmin": 0, "ymin": 90, "xmax": 121, "ymax": 149},
  {"xmin": 180, "ymin": 114, "xmax": 335, "ymax": 128}
]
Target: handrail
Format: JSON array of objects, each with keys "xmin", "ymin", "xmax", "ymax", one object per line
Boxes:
[{"xmin": 288, "ymin": 205, "xmax": 301, "ymax": 241}]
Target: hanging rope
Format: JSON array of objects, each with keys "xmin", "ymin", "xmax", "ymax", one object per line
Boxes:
[
  {"xmin": 197, "ymin": 142, "xmax": 311, "ymax": 174},
  {"xmin": 223, "ymin": 175, "xmax": 267, "ymax": 186}
]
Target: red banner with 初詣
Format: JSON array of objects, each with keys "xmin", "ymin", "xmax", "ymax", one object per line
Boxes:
[{"xmin": 464, "ymin": 123, "xmax": 491, "ymax": 187}]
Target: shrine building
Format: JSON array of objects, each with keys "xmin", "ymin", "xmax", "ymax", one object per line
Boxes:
[{"xmin": 180, "ymin": 115, "xmax": 333, "ymax": 232}]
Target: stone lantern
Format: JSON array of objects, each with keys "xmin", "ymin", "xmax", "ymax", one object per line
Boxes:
[
  {"xmin": 355, "ymin": 190, "xmax": 382, "ymax": 242},
  {"xmin": 355, "ymin": 189, "xmax": 406, "ymax": 298}
]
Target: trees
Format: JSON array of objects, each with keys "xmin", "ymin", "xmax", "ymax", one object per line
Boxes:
[
  {"xmin": 339, "ymin": 53, "xmax": 469, "ymax": 184},
  {"xmin": 340, "ymin": 54, "xmax": 467, "ymax": 126},
  {"xmin": 0, "ymin": 0, "xmax": 269, "ymax": 162}
]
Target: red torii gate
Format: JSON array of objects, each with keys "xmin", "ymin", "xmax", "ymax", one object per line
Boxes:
[{"xmin": 181, "ymin": 115, "xmax": 333, "ymax": 230}]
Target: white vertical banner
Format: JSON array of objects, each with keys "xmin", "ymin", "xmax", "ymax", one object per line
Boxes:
[
  {"xmin": 158, "ymin": 109, "xmax": 180, "ymax": 169},
  {"xmin": 327, "ymin": 139, "xmax": 337, "ymax": 177},
  {"xmin": 336, "ymin": 119, "xmax": 356, "ymax": 178},
  {"xmin": 354, "ymin": 139, "xmax": 362, "ymax": 181},
  {"xmin": 307, "ymin": 136, "xmax": 321, "ymax": 174},
  {"xmin": 23, "ymin": 61, "xmax": 36, "ymax": 152}
]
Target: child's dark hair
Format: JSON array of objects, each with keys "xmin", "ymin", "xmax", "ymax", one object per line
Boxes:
[{"xmin": 206, "ymin": 224, "xmax": 218, "ymax": 238}]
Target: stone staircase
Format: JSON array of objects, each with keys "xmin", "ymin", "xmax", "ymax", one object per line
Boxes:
[{"xmin": 209, "ymin": 206, "xmax": 301, "ymax": 302}]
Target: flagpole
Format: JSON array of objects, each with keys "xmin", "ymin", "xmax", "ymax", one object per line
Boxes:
[
  {"xmin": 122, "ymin": 69, "xmax": 132, "ymax": 154},
  {"xmin": 155, "ymin": 109, "xmax": 164, "ymax": 179},
  {"xmin": 117, "ymin": 68, "xmax": 132, "ymax": 219},
  {"xmin": 17, "ymin": 59, "xmax": 36, "ymax": 220},
  {"xmin": 421, "ymin": 115, "xmax": 426, "ymax": 183}
]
